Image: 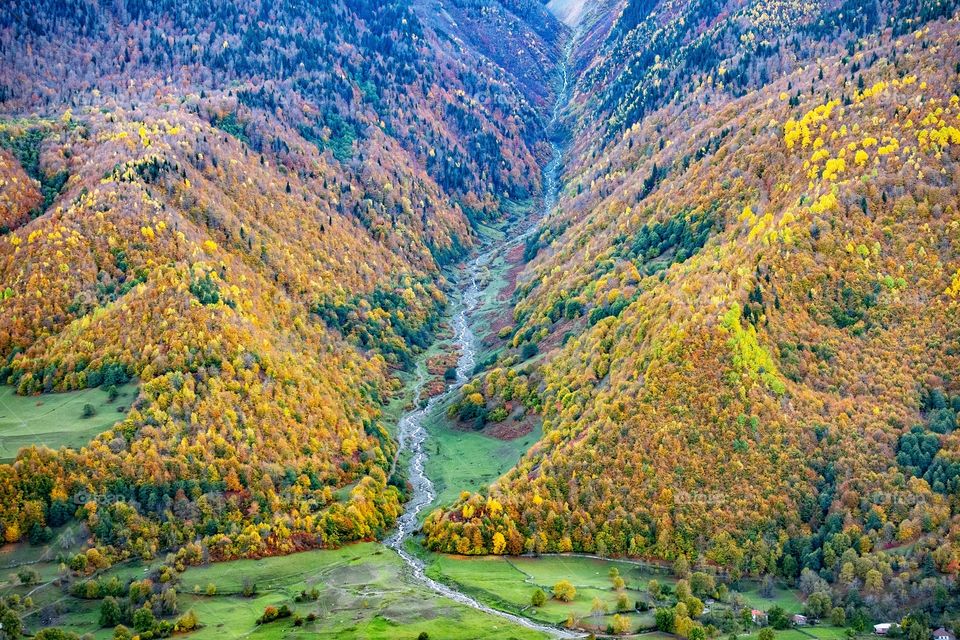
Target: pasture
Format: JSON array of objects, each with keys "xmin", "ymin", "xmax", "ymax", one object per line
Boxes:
[{"xmin": 0, "ymin": 382, "xmax": 138, "ymax": 461}]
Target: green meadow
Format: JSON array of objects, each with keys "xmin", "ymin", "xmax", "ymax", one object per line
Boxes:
[
  {"xmin": 1, "ymin": 542, "xmax": 549, "ymax": 640},
  {"xmin": 736, "ymin": 579, "xmax": 806, "ymax": 613},
  {"xmin": 421, "ymin": 398, "xmax": 542, "ymax": 511},
  {"xmin": 418, "ymin": 550, "xmax": 846, "ymax": 637},
  {"xmin": 0, "ymin": 382, "xmax": 138, "ymax": 461},
  {"xmin": 425, "ymin": 553, "xmax": 664, "ymax": 631}
]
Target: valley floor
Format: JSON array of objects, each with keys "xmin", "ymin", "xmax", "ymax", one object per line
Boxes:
[{"xmin": 0, "ymin": 533, "xmax": 851, "ymax": 639}]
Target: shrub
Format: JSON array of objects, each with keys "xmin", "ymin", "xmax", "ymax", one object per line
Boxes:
[
  {"xmin": 98, "ymin": 597, "xmax": 122, "ymax": 628},
  {"xmin": 257, "ymin": 604, "xmax": 292, "ymax": 624},
  {"xmin": 611, "ymin": 613, "xmax": 632, "ymax": 634},
  {"xmin": 553, "ymin": 579, "xmax": 576, "ymax": 602},
  {"xmin": 488, "ymin": 406, "xmax": 509, "ymax": 422},
  {"xmin": 17, "ymin": 569, "xmax": 39, "ymax": 585},
  {"xmin": 174, "ymin": 610, "xmax": 200, "ymax": 632},
  {"xmin": 531, "ymin": 588, "xmax": 546, "ymax": 607}
]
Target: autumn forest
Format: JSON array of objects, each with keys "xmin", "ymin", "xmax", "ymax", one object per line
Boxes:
[{"xmin": 1, "ymin": 0, "xmax": 960, "ymax": 639}]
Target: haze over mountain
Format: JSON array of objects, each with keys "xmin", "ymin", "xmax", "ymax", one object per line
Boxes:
[{"xmin": 1, "ymin": 0, "xmax": 960, "ymax": 637}]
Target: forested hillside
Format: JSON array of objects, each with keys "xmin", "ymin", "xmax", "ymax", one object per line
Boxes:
[
  {"xmin": 0, "ymin": 0, "xmax": 561, "ymax": 564},
  {"xmin": 425, "ymin": 0, "xmax": 960, "ymax": 622},
  {"xmin": 5, "ymin": 0, "xmax": 960, "ymax": 633}
]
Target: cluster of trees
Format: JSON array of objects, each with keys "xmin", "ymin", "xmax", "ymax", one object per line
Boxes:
[
  {"xmin": 584, "ymin": 0, "xmax": 958, "ymax": 146},
  {"xmin": 312, "ymin": 278, "xmax": 446, "ymax": 370},
  {"xmin": 0, "ymin": 123, "xmax": 70, "ymax": 224},
  {"xmin": 446, "ymin": 365, "xmax": 539, "ymax": 428},
  {"xmin": 30, "ymin": 548, "xmax": 206, "ymax": 638}
]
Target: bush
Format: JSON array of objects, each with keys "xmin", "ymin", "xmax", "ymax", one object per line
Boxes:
[
  {"xmin": 35, "ymin": 629, "xmax": 80, "ymax": 640},
  {"xmin": 112, "ymin": 625, "xmax": 132, "ymax": 640},
  {"xmin": 175, "ymin": 610, "xmax": 200, "ymax": 632},
  {"xmin": 655, "ymin": 607, "xmax": 676, "ymax": 633},
  {"xmin": 531, "ymin": 588, "xmax": 546, "ymax": 607},
  {"xmin": 488, "ymin": 406, "xmax": 509, "ymax": 422},
  {"xmin": 553, "ymin": 579, "xmax": 576, "ymax": 602},
  {"xmin": 132, "ymin": 606, "xmax": 156, "ymax": 633},
  {"xmin": 830, "ymin": 607, "xmax": 846, "ymax": 626},
  {"xmin": 17, "ymin": 568, "xmax": 39, "ymax": 585},
  {"xmin": 768, "ymin": 605, "xmax": 789, "ymax": 630},
  {"xmin": 81, "ymin": 403, "xmax": 96, "ymax": 418},
  {"xmin": 611, "ymin": 613, "xmax": 632, "ymax": 634},
  {"xmin": 257, "ymin": 604, "xmax": 292, "ymax": 624},
  {"xmin": 99, "ymin": 597, "xmax": 122, "ymax": 628}
]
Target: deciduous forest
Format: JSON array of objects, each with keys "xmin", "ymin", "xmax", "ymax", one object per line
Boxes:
[{"xmin": 2, "ymin": 0, "xmax": 960, "ymax": 638}]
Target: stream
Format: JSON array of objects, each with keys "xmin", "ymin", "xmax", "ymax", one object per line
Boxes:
[{"xmin": 384, "ymin": 31, "xmax": 578, "ymax": 640}]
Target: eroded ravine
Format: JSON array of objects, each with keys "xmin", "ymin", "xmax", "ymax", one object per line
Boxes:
[{"xmin": 385, "ymin": 31, "xmax": 577, "ymax": 640}]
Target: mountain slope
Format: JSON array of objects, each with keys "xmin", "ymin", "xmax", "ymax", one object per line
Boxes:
[
  {"xmin": 425, "ymin": 0, "xmax": 960, "ymax": 619},
  {"xmin": 0, "ymin": 0, "xmax": 564, "ymax": 560}
]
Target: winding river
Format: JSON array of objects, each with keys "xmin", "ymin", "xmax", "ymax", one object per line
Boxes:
[{"xmin": 384, "ymin": 31, "xmax": 577, "ymax": 640}]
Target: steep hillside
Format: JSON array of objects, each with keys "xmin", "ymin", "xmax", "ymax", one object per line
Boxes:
[
  {"xmin": 425, "ymin": 0, "xmax": 960, "ymax": 620},
  {"xmin": 0, "ymin": 0, "xmax": 563, "ymax": 562}
]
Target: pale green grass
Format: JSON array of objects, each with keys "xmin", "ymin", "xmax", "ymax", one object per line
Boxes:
[
  {"xmin": 178, "ymin": 544, "xmax": 548, "ymax": 639},
  {"xmin": 425, "ymin": 553, "xmax": 657, "ymax": 630},
  {"xmin": 22, "ymin": 543, "xmax": 549, "ymax": 639},
  {"xmin": 0, "ymin": 382, "xmax": 138, "ymax": 461},
  {"xmin": 422, "ymin": 401, "xmax": 542, "ymax": 510},
  {"xmin": 738, "ymin": 627, "xmax": 853, "ymax": 640},
  {"xmin": 736, "ymin": 580, "xmax": 805, "ymax": 613}
]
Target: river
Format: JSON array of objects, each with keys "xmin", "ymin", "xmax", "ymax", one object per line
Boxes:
[{"xmin": 384, "ymin": 30, "xmax": 578, "ymax": 640}]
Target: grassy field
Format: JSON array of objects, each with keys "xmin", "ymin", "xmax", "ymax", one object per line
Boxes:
[
  {"xmin": 0, "ymin": 382, "xmax": 138, "ymax": 461},
  {"xmin": 0, "ymin": 525, "xmax": 89, "ymax": 588},
  {"xmin": 425, "ymin": 553, "xmax": 670, "ymax": 632},
  {"xmin": 421, "ymin": 550, "xmax": 825, "ymax": 637},
  {"xmin": 422, "ymin": 400, "xmax": 542, "ymax": 510},
  {"xmin": 4, "ymin": 543, "xmax": 550, "ymax": 639},
  {"xmin": 172, "ymin": 544, "xmax": 549, "ymax": 639},
  {"xmin": 738, "ymin": 626, "xmax": 853, "ymax": 640},
  {"xmin": 735, "ymin": 579, "xmax": 805, "ymax": 613}
]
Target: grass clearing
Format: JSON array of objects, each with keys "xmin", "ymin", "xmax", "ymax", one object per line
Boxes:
[
  {"xmin": 176, "ymin": 544, "xmax": 548, "ymax": 639},
  {"xmin": 425, "ymin": 553, "xmax": 659, "ymax": 631},
  {"xmin": 421, "ymin": 550, "xmax": 820, "ymax": 636},
  {"xmin": 736, "ymin": 579, "xmax": 805, "ymax": 613},
  {"xmin": 10, "ymin": 543, "xmax": 549, "ymax": 639},
  {"xmin": 422, "ymin": 400, "xmax": 542, "ymax": 509},
  {"xmin": 737, "ymin": 627, "xmax": 852, "ymax": 640},
  {"xmin": 0, "ymin": 382, "xmax": 138, "ymax": 461}
]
